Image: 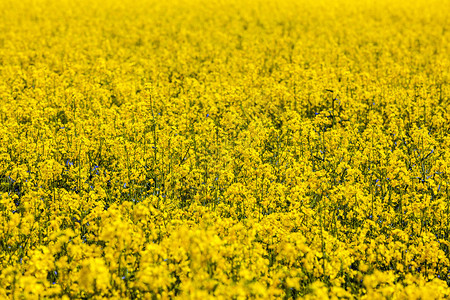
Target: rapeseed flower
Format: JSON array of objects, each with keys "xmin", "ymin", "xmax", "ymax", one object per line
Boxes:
[{"xmin": 0, "ymin": 0, "xmax": 449, "ymax": 298}]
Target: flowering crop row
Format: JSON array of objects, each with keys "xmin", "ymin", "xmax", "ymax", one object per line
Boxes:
[{"xmin": 0, "ymin": 0, "xmax": 449, "ymax": 298}]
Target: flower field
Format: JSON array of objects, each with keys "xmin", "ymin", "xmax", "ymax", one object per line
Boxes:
[{"xmin": 0, "ymin": 0, "xmax": 449, "ymax": 298}]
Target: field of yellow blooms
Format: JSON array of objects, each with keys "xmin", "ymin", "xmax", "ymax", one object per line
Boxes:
[{"xmin": 0, "ymin": 0, "xmax": 449, "ymax": 298}]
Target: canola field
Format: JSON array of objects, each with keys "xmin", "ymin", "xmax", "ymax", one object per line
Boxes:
[{"xmin": 0, "ymin": 0, "xmax": 450, "ymax": 298}]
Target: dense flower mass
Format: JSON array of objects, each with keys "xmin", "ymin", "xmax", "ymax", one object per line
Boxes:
[{"xmin": 0, "ymin": 0, "xmax": 449, "ymax": 298}]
